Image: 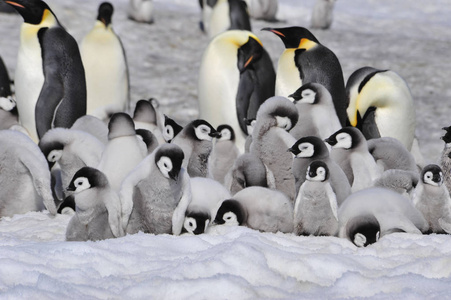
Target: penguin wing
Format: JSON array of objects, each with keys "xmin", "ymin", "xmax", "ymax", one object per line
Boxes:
[
  {"xmin": 172, "ymin": 169, "xmax": 192, "ymax": 235},
  {"xmin": 104, "ymin": 190, "xmax": 125, "ymax": 238},
  {"xmin": 358, "ymin": 107, "xmax": 381, "ymax": 140},
  {"xmin": 236, "ymin": 70, "xmax": 255, "ymax": 134},
  {"xmin": 325, "ymin": 183, "xmax": 338, "ymax": 221}
]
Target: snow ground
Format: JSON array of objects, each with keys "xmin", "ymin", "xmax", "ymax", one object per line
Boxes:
[{"xmin": 1, "ymin": 0, "xmax": 451, "ymax": 298}]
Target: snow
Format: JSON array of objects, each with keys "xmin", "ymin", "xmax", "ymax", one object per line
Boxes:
[{"xmin": 1, "ymin": 0, "xmax": 451, "ymax": 298}]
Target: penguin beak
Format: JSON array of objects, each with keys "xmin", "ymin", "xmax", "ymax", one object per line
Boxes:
[
  {"xmin": 324, "ymin": 137, "xmax": 336, "ymax": 146},
  {"xmin": 432, "ymin": 174, "xmax": 442, "ymax": 184},
  {"xmin": 287, "ymin": 147, "xmax": 296, "ymax": 154},
  {"xmin": 209, "ymin": 131, "xmax": 221, "ymax": 138},
  {"xmin": 5, "ymin": 1, "xmax": 25, "ymax": 8},
  {"xmin": 243, "ymin": 56, "xmax": 253, "ymax": 69},
  {"xmin": 169, "ymin": 170, "xmax": 179, "ymax": 181},
  {"xmin": 261, "ymin": 27, "xmax": 285, "ymax": 37}
]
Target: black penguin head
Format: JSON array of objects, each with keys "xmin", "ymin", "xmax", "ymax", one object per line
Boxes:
[
  {"xmin": 5, "ymin": 0, "xmax": 56, "ymax": 25},
  {"xmin": 243, "ymin": 118, "xmax": 256, "ymax": 135},
  {"xmin": 154, "ymin": 144, "xmax": 184, "ymax": 180},
  {"xmin": 188, "ymin": 119, "xmax": 220, "ymax": 141},
  {"xmin": 325, "ymin": 127, "xmax": 363, "ymax": 150},
  {"xmin": 288, "ymin": 136, "xmax": 328, "ymax": 159},
  {"xmin": 261, "ymin": 26, "xmax": 320, "ymax": 49},
  {"xmin": 421, "ymin": 164, "xmax": 443, "ymax": 186},
  {"xmin": 214, "ymin": 199, "xmax": 245, "ymax": 225},
  {"xmin": 441, "ymin": 126, "xmax": 451, "ymax": 144},
  {"xmin": 183, "ymin": 211, "xmax": 211, "ymax": 235},
  {"xmin": 289, "ymin": 83, "xmax": 318, "ymax": 104},
  {"xmin": 346, "ymin": 214, "xmax": 381, "ymax": 247},
  {"xmin": 216, "ymin": 124, "xmax": 235, "ymax": 141},
  {"xmin": 135, "ymin": 128, "xmax": 158, "ymax": 153},
  {"xmin": 107, "ymin": 113, "xmax": 136, "ymax": 140},
  {"xmin": 38, "ymin": 140, "xmax": 64, "ymax": 169},
  {"xmin": 163, "ymin": 115, "xmax": 183, "ymax": 143},
  {"xmin": 306, "ymin": 161, "xmax": 329, "ymax": 182},
  {"xmin": 67, "ymin": 167, "xmax": 109, "ymax": 193},
  {"xmin": 97, "ymin": 2, "xmax": 113, "ymax": 26},
  {"xmin": 133, "ymin": 98, "xmax": 158, "ymax": 124},
  {"xmin": 259, "ymin": 96, "xmax": 298, "ymax": 131},
  {"xmin": 237, "ymin": 36, "xmax": 263, "ymax": 73}
]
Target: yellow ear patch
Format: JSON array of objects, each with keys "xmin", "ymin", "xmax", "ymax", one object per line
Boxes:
[
  {"xmin": 298, "ymin": 38, "xmax": 317, "ymax": 50},
  {"xmin": 41, "ymin": 9, "xmax": 57, "ymax": 27}
]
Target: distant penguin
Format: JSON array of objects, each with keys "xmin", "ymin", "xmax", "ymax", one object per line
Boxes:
[
  {"xmin": 6, "ymin": 0, "xmax": 86, "ymax": 142},
  {"xmin": 214, "ymin": 186, "xmax": 294, "ymax": 233},
  {"xmin": 209, "ymin": 124, "xmax": 240, "ymax": 184},
  {"xmin": 162, "ymin": 114, "xmax": 183, "ymax": 143},
  {"xmin": 346, "ymin": 66, "xmax": 416, "ymax": 151},
  {"xmin": 294, "ymin": 161, "xmax": 338, "ymax": 236},
  {"xmin": 0, "ymin": 96, "xmax": 22, "ymax": 132},
  {"xmin": 289, "ymin": 136, "xmax": 351, "ymax": 205},
  {"xmin": 250, "ymin": 96, "xmax": 298, "ymax": 200},
  {"xmin": 439, "ymin": 126, "xmax": 451, "ymax": 196},
  {"xmin": 80, "ymin": 2, "xmax": 129, "ymax": 121},
  {"xmin": 183, "ymin": 177, "xmax": 231, "ymax": 235},
  {"xmin": 289, "ymin": 82, "xmax": 342, "ymax": 140},
  {"xmin": 66, "ymin": 167, "xmax": 124, "ymax": 241},
  {"xmin": 198, "ymin": 30, "xmax": 276, "ymax": 152},
  {"xmin": 325, "ymin": 127, "xmax": 382, "ymax": 192},
  {"xmin": 207, "ymin": 0, "xmax": 251, "ymax": 39},
  {"xmin": 171, "ymin": 119, "xmax": 220, "ymax": 178},
  {"xmin": 367, "ymin": 137, "xmax": 418, "ymax": 173},
  {"xmin": 133, "ymin": 98, "xmax": 165, "ymax": 144},
  {"xmin": 0, "ymin": 55, "xmax": 12, "ymax": 98},
  {"xmin": 121, "ymin": 143, "xmax": 191, "ymax": 235},
  {"xmin": 338, "ymin": 187, "xmax": 428, "ymax": 247},
  {"xmin": 244, "ymin": 0, "xmax": 278, "ymax": 21},
  {"xmin": 97, "ymin": 113, "xmax": 148, "ymax": 191},
  {"xmin": 128, "ymin": 0, "xmax": 154, "ymax": 24},
  {"xmin": 0, "ymin": 130, "xmax": 57, "ymax": 217},
  {"xmin": 262, "ymin": 26, "xmax": 347, "ymax": 126},
  {"xmin": 412, "ymin": 164, "xmax": 451, "ymax": 234},
  {"xmin": 310, "ymin": 0, "xmax": 336, "ymax": 30}
]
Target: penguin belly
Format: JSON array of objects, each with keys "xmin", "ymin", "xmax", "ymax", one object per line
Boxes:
[
  {"xmin": 208, "ymin": 1, "xmax": 230, "ymax": 39},
  {"xmin": 275, "ymin": 49, "xmax": 302, "ymax": 97}
]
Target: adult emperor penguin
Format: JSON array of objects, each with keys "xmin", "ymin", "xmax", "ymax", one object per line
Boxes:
[
  {"xmin": 412, "ymin": 164, "xmax": 451, "ymax": 234},
  {"xmin": 262, "ymin": 26, "xmax": 347, "ymax": 126},
  {"xmin": 206, "ymin": 0, "xmax": 251, "ymax": 39},
  {"xmin": 66, "ymin": 167, "xmax": 124, "ymax": 241},
  {"xmin": 214, "ymin": 186, "xmax": 294, "ymax": 233},
  {"xmin": 289, "ymin": 136, "xmax": 351, "ymax": 205},
  {"xmin": 439, "ymin": 125, "xmax": 451, "ymax": 196},
  {"xmin": 80, "ymin": 2, "xmax": 130, "ymax": 121},
  {"xmin": 128, "ymin": 0, "xmax": 154, "ymax": 24},
  {"xmin": 120, "ymin": 143, "xmax": 191, "ymax": 235},
  {"xmin": 244, "ymin": 0, "xmax": 278, "ymax": 21},
  {"xmin": 338, "ymin": 187, "xmax": 428, "ymax": 247},
  {"xmin": 5, "ymin": 0, "xmax": 86, "ymax": 142},
  {"xmin": 346, "ymin": 66, "xmax": 416, "ymax": 151},
  {"xmin": 310, "ymin": 0, "xmax": 336, "ymax": 30},
  {"xmin": 294, "ymin": 161, "xmax": 339, "ymax": 236},
  {"xmin": 198, "ymin": 30, "xmax": 276, "ymax": 152},
  {"xmin": 0, "ymin": 130, "xmax": 57, "ymax": 217}
]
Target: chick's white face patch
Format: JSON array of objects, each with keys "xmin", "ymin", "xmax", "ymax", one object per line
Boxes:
[
  {"xmin": 73, "ymin": 177, "xmax": 91, "ymax": 193},
  {"xmin": 334, "ymin": 132, "xmax": 352, "ymax": 149},
  {"xmin": 47, "ymin": 149, "xmax": 63, "ymax": 163},
  {"xmin": 275, "ymin": 116, "xmax": 292, "ymax": 131},
  {"xmin": 195, "ymin": 124, "xmax": 213, "ymax": 141},
  {"xmin": 157, "ymin": 156, "xmax": 173, "ymax": 179}
]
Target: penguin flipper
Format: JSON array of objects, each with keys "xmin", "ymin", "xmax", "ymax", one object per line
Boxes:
[
  {"xmin": 228, "ymin": 0, "xmax": 251, "ymax": 31},
  {"xmin": 360, "ymin": 107, "xmax": 381, "ymax": 140},
  {"xmin": 236, "ymin": 70, "xmax": 255, "ymax": 134},
  {"xmin": 172, "ymin": 169, "xmax": 192, "ymax": 235}
]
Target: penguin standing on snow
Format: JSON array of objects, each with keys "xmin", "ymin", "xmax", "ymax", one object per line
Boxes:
[
  {"xmin": 5, "ymin": 0, "xmax": 86, "ymax": 142},
  {"xmin": 262, "ymin": 26, "xmax": 347, "ymax": 126},
  {"xmin": 80, "ymin": 2, "xmax": 130, "ymax": 121},
  {"xmin": 198, "ymin": 30, "xmax": 276, "ymax": 152},
  {"xmin": 205, "ymin": 0, "xmax": 251, "ymax": 39}
]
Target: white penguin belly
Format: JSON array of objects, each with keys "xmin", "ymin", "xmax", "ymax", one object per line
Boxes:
[
  {"xmin": 208, "ymin": 1, "xmax": 231, "ymax": 39},
  {"xmin": 275, "ymin": 49, "xmax": 302, "ymax": 98}
]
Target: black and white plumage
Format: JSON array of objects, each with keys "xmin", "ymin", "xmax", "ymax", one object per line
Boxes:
[
  {"xmin": 128, "ymin": 0, "xmax": 154, "ymax": 24},
  {"xmin": 65, "ymin": 167, "xmax": 124, "ymax": 241},
  {"xmin": 439, "ymin": 126, "xmax": 451, "ymax": 196},
  {"xmin": 162, "ymin": 115, "xmax": 183, "ymax": 143},
  {"xmin": 214, "ymin": 186, "xmax": 294, "ymax": 233},
  {"xmin": 412, "ymin": 164, "xmax": 451, "ymax": 234},
  {"xmin": 294, "ymin": 161, "xmax": 338, "ymax": 236},
  {"xmin": 133, "ymin": 98, "xmax": 165, "ymax": 144},
  {"xmin": 0, "ymin": 96, "xmax": 23, "ymax": 132},
  {"xmin": 121, "ymin": 143, "xmax": 191, "ymax": 235},
  {"xmin": 205, "ymin": 0, "xmax": 251, "ymax": 39},
  {"xmin": 289, "ymin": 136, "xmax": 351, "ymax": 205}
]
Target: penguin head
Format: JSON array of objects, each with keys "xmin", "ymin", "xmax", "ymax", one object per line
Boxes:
[
  {"xmin": 421, "ymin": 164, "xmax": 444, "ymax": 186},
  {"xmin": 97, "ymin": 2, "xmax": 113, "ymax": 27},
  {"xmin": 257, "ymin": 96, "xmax": 298, "ymax": 131},
  {"xmin": 107, "ymin": 113, "xmax": 136, "ymax": 140},
  {"xmin": 306, "ymin": 161, "xmax": 329, "ymax": 182},
  {"xmin": 183, "ymin": 211, "xmax": 211, "ymax": 235},
  {"xmin": 133, "ymin": 98, "xmax": 158, "ymax": 124},
  {"xmin": 135, "ymin": 128, "xmax": 158, "ymax": 153},
  {"xmin": 216, "ymin": 124, "xmax": 235, "ymax": 142},
  {"xmin": 237, "ymin": 36, "xmax": 264, "ymax": 73},
  {"xmin": 67, "ymin": 167, "xmax": 109, "ymax": 193},
  {"xmin": 5, "ymin": 0, "xmax": 57, "ymax": 25},
  {"xmin": 346, "ymin": 214, "xmax": 380, "ymax": 247},
  {"xmin": 325, "ymin": 127, "xmax": 363, "ymax": 150},
  {"xmin": 38, "ymin": 140, "xmax": 64, "ymax": 169},
  {"xmin": 289, "ymin": 82, "xmax": 331, "ymax": 106},
  {"xmin": 154, "ymin": 144, "xmax": 184, "ymax": 181},
  {"xmin": 214, "ymin": 199, "xmax": 245, "ymax": 226},
  {"xmin": 189, "ymin": 119, "xmax": 220, "ymax": 141},
  {"xmin": 163, "ymin": 115, "xmax": 183, "ymax": 143},
  {"xmin": 288, "ymin": 136, "xmax": 328, "ymax": 159},
  {"xmin": 244, "ymin": 118, "xmax": 256, "ymax": 135},
  {"xmin": 0, "ymin": 96, "xmax": 17, "ymax": 112},
  {"xmin": 261, "ymin": 26, "xmax": 320, "ymax": 49},
  {"xmin": 441, "ymin": 126, "xmax": 451, "ymax": 145}
]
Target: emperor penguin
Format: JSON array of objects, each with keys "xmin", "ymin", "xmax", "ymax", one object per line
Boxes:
[
  {"xmin": 171, "ymin": 119, "xmax": 220, "ymax": 178},
  {"xmin": 80, "ymin": 2, "xmax": 130, "ymax": 121},
  {"xmin": 310, "ymin": 0, "xmax": 336, "ymax": 30},
  {"xmin": 183, "ymin": 177, "xmax": 231, "ymax": 235},
  {"xmin": 206, "ymin": 0, "xmax": 251, "ymax": 39},
  {"xmin": 367, "ymin": 137, "xmax": 418, "ymax": 173},
  {"xmin": 133, "ymin": 98, "xmax": 165, "ymax": 144},
  {"xmin": 0, "ymin": 55, "xmax": 12, "ymax": 98},
  {"xmin": 6, "ymin": 0, "xmax": 86, "ymax": 142},
  {"xmin": 346, "ymin": 66, "xmax": 416, "ymax": 151},
  {"xmin": 294, "ymin": 161, "xmax": 339, "ymax": 236},
  {"xmin": 120, "ymin": 143, "xmax": 191, "ymax": 235},
  {"xmin": 214, "ymin": 186, "xmax": 294, "ymax": 233},
  {"xmin": 325, "ymin": 127, "xmax": 382, "ymax": 192},
  {"xmin": 288, "ymin": 82, "xmax": 342, "ymax": 140},
  {"xmin": 0, "ymin": 130, "xmax": 57, "ymax": 217},
  {"xmin": 288, "ymin": 136, "xmax": 351, "ymax": 205},
  {"xmin": 243, "ymin": 0, "xmax": 278, "ymax": 21},
  {"xmin": 97, "ymin": 113, "xmax": 148, "ymax": 192},
  {"xmin": 412, "ymin": 164, "xmax": 451, "ymax": 234},
  {"xmin": 262, "ymin": 26, "xmax": 347, "ymax": 126},
  {"xmin": 65, "ymin": 167, "xmax": 124, "ymax": 241},
  {"xmin": 208, "ymin": 124, "xmax": 241, "ymax": 184},
  {"xmin": 338, "ymin": 187, "xmax": 429, "ymax": 247},
  {"xmin": 128, "ymin": 0, "xmax": 154, "ymax": 24},
  {"xmin": 198, "ymin": 30, "xmax": 276, "ymax": 152},
  {"xmin": 439, "ymin": 125, "xmax": 451, "ymax": 196},
  {"xmin": 250, "ymin": 96, "xmax": 298, "ymax": 201}
]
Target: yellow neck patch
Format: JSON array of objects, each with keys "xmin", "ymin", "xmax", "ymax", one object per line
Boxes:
[
  {"xmin": 298, "ymin": 38, "xmax": 317, "ymax": 50},
  {"xmin": 40, "ymin": 9, "xmax": 57, "ymax": 27}
]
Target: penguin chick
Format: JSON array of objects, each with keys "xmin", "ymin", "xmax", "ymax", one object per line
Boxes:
[
  {"xmin": 0, "ymin": 130, "xmax": 57, "ymax": 216},
  {"xmin": 373, "ymin": 169, "xmax": 419, "ymax": 197},
  {"xmin": 71, "ymin": 115, "xmax": 109, "ymax": 145},
  {"xmin": 244, "ymin": 117, "xmax": 256, "ymax": 152},
  {"xmin": 0, "ymin": 95, "xmax": 22, "ymax": 132},
  {"xmin": 162, "ymin": 114, "xmax": 183, "ymax": 143},
  {"xmin": 367, "ymin": 137, "xmax": 418, "ymax": 173},
  {"xmin": 183, "ymin": 177, "xmax": 231, "ymax": 235},
  {"xmin": 171, "ymin": 119, "xmax": 220, "ymax": 178},
  {"xmin": 439, "ymin": 125, "xmax": 451, "ymax": 196},
  {"xmin": 310, "ymin": 0, "xmax": 336, "ymax": 30},
  {"xmin": 325, "ymin": 127, "xmax": 382, "ymax": 192},
  {"xmin": 214, "ymin": 186, "xmax": 294, "ymax": 233},
  {"xmin": 289, "ymin": 136, "xmax": 351, "ymax": 205},
  {"xmin": 121, "ymin": 143, "xmax": 191, "ymax": 235},
  {"xmin": 412, "ymin": 164, "xmax": 451, "ymax": 234},
  {"xmin": 136, "ymin": 128, "xmax": 159, "ymax": 154},
  {"xmin": 128, "ymin": 0, "xmax": 154, "ymax": 24},
  {"xmin": 294, "ymin": 161, "xmax": 339, "ymax": 236},
  {"xmin": 133, "ymin": 98, "xmax": 165, "ymax": 144},
  {"xmin": 208, "ymin": 124, "xmax": 240, "ymax": 184},
  {"xmin": 66, "ymin": 167, "xmax": 124, "ymax": 241}
]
